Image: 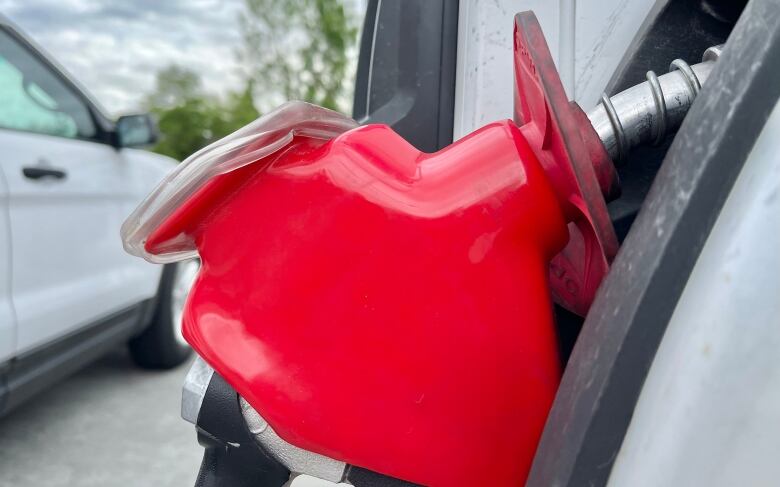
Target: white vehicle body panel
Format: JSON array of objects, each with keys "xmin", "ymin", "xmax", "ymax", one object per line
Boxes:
[
  {"xmin": 0, "ymin": 162, "xmax": 15, "ymax": 362},
  {"xmin": 453, "ymin": 0, "xmax": 663, "ymax": 139},
  {"xmin": 0, "ymin": 129, "xmax": 166, "ymax": 354},
  {"xmin": 608, "ymin": 101, "xmax": 780, "ymax": 486},
  {"xmin": 0, "ymin": 18, "xmax": 175, "ymax": 359}
]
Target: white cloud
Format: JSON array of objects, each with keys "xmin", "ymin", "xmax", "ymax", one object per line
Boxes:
[{"xmin": 2, "ymin": 0, "xmax": 247, "ymax": 116}]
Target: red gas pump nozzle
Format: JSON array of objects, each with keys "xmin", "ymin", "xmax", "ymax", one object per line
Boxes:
[{"xmin": 121, "ymin": 11, "xmax": 721, "ymax": 487}]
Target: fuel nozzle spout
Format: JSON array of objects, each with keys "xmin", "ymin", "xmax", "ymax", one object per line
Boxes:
[{"xmin": 587, "ymin": 45, "xmax": 724, "ymax": 164}]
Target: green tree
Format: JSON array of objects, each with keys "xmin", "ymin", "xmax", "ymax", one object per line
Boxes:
[
  {"xmin": 146, "ymin": 66, "xmax": 259, "ymax": 161},
  {"xmin": 145, "ymin": 65, "xmax": 202, "ymax": 109},
  {"xmin": 211, "ymin": 81, "xmax": 261, "ymax": 138},
  {"xmin": 145, "ymin": 2, "xmax": 359, "ymax": 161},
  {"xmin": 239, "ymin": 0, "xmax": 359, "ymax": 112}
]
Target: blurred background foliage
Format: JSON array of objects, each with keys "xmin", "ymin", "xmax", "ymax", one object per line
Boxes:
[{"xmin": 146, "ymin": 0, "xmax": 359, "ymax": 161}]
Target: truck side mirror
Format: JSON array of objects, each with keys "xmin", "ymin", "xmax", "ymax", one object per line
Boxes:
[{"xmin": 116, "ymin": 113, "xmax": 158, "ymax": 148}]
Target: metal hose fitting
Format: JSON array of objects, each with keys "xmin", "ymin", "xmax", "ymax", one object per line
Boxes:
[{"xmin": 587, "ymin": 45, "xmax": 723, "ymax": 163}]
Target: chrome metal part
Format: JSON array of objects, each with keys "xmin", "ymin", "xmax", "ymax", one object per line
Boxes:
[
  {"xmin": 645, "ymin": 70, "xmax": 667, "ymax": 145},
  {"xmin": 600, "ymin": 93, "xmax": 628, "ymax": 163},
  {"xmin": 703, "ymin": 44, "xmax": 723, "ymax": 62},
  {"xmin": 587, "ymin": 46, "xmax": 722, "ymax": 163},
  {"xmin": 240, "ymin": 397, "xmax": 347, "ymax": 483},
  {"xmin": 171, "ymin": 258, "xmax": 200, "ymax": 347},
  {"xmin": 670, "ymin": 59, "xmax": 701, "ymax": 97},
  {"xmin": 181, "ymin": 355, "xmax": 214, "ymax": 425}
]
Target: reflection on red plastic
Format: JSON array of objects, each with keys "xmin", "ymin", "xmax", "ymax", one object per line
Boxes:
[{"xmin": 147, "ymin": 121, "xmax": 568, "ymax": 486}]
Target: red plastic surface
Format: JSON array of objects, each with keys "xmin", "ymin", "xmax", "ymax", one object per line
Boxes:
[
  {"xmin": 147, "ymin": 121, "xmax": 568, "ymax": 486},
  {"xmin": 513, "ymin": 13, "xmax": 619, "ymax": 315}
]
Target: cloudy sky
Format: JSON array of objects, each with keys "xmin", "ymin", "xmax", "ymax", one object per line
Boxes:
[{"xmin": 1, "ymin": 0, "xmax": 250, "ymax": 116}]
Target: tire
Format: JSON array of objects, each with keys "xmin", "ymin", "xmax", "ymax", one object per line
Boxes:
[{"xmin": 129, "ymin": 260, "xmax": 199, "ymax": 369}]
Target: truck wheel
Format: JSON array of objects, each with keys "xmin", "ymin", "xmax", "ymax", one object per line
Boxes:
[{"xmin": 129, "ymin": 259, "xmax": 199, "ymax": 369}]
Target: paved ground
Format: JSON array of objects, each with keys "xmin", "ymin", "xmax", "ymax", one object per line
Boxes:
[{"xmin": 0, "ymin": 347, "xmax": 202, "ymax": 487}]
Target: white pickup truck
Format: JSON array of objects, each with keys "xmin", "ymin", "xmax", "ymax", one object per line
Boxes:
[{"xmin": 0, "ymin": 15, "xmax": 194, "ymax": 416}]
